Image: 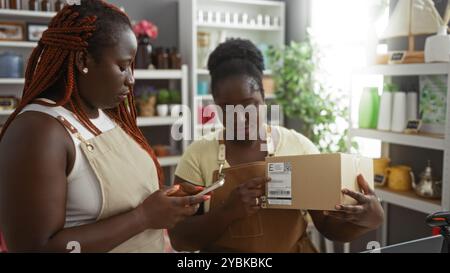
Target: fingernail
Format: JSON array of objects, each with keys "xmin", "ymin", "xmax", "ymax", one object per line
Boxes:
[
  {"xmin": 335, "ymin": 205, "xmax": 342, "ymax": 210},
  {"xmin": 203, "ymin": 195, "xmax": 211, "ymax": 201}
]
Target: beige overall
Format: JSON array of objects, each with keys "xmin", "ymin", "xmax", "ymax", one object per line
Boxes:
[{"xmin": 56, "ymin": 115, "xmax": 164, "ymax": 253}]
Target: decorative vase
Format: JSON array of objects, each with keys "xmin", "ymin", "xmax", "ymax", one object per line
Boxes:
[
  {"xmin": 135, "ymin": 35, "xmax": 152, "ymax": 69},
  {"xmin": 156, "ymin": 104, "xmax": 169, "ymax": 117},
  {"xmin": 377, "ymin": 91, "xmax": 393, "ymax": 131},
  {"xmin": 0, "ymin": 52, "xmax": 23, "ymax": 78},
  {"xmin": 358, "ymin": 87, "xmax": 379, "ymax": 129},
  {"xmin": 391, "ymin": 92, "xmax": 407, "ymax": 132},
  {"xmin": 425, "ymin": 26, "xmax": 450, "ymax": 63},
  {"xmin": 138, "ymin": 96, "xmax": 156, "ymax": 117}
]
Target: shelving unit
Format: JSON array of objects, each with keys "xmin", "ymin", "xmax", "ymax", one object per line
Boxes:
[
  {"xmin": 0, "ymin": 9, "xmax": 56, "ymax": 18},
  {"xmin": 133, "ymin": 66, "xmax": 189, "ymax": 172},
  {"xmin": 0, "ymin": 41, "xmax": 38, "ymax": 48},
  {"xmin": 0, "ymin": 78, "xmax": 25, "ymax": 84},
  {"xmin": 349, "ymin": 128, "xmax": 445, "ymax": 151},
  {"xmin": 0, "ymin": 8, "xmax": 52, "ymax": 122},
  {"xmin": 375, "ymin": 187, "xmax": 441, "ymax": 215},
  {"xmin": 179, "ymin": 0, "xmax": 285, "ymax": 139},
  {"xmin": 350, "ymin": 63, "xmax": 450, "ymax": 247}
]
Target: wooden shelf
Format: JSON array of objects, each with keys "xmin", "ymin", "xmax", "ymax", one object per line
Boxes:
[
  {"xmin": 0, "ymin": 9, "xmax": 56, "ymax": 19},
  {"xmin": 354, "ymin": 63, "xmax": 450, "ymax": 76},
  {"xmin": 375, "ymin": 187, "xmax": 441, "ymax": 214},
  {"xmin": 350, "ymin": 128, "xmax": 445, "ymax": 151},
  {"xmin": 134, "ymin": 69, "xmax": 184, "ymax": 80},
  {"xmin": 0, "ymin": 78, "xmax": 25, "ymax": 84},
  {"xmin": 137, "ymin": 116, "xmax": 182, "ymax": 127},
  {"xmin": 157, "ymin": 155, "xmax": 181, "ymax": 167},
  {"xmin": 0, "ymin": 41, "xmax": 37, "ymax": 48}
]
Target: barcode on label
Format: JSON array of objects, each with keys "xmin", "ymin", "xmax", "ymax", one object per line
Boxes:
[{"xmin": 269, "ymin": 190, "xmax": 291, "ymax": 195}]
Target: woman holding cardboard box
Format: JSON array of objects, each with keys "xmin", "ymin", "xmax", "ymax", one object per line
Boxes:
[{"xmin": 169, "ymin": 39, "xmax": 384, "ymax": 253}]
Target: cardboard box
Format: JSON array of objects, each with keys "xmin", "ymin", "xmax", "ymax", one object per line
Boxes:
[{"xmin": 264, "ymin": 153, "xmax": 374, "ymax": 211}]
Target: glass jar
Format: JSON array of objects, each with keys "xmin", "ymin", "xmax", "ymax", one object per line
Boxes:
[
  {"xmin": 197, "ymin": 31, "xmax": 210, "ymax": 69},
  {"xmin": 169, "ymin": 47, "xmax": 182, "ymax": 69},
  {"xmin": 41, "ymin": 0, "xmax": 50, "ymax": 11},
  {"xmin": 9, "ymin": 0, "xmax": 22, "ymax": 9},
  {"xmin": 54, "ymin": 0, "xmax": 63, "ymax": 12},
  {"xmin": 28, "ymin": 0, "xmax": 38, "ymax": 11}
]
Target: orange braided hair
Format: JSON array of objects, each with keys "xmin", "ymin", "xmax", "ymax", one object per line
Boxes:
[{"xmin": 0, "ymin": 0, "xmax": 164, "ymax": 187}]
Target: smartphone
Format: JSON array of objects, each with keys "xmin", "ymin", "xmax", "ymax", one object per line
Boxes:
[{"xmin": 194, "ymin": 177, "xmax": 225, "ymax": 197}]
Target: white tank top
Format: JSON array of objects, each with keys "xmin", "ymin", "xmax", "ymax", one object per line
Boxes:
[{"xmin": 19, "ymin": 101, "xmax": 116, "ymax": 228}]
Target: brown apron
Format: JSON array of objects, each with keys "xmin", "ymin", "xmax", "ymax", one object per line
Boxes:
[
  {"xmin": 203, "ymin": 126, "xmax": 317, "ymax": 253},
  {"xmin": 55, "ymin": 115, "xmax": 164, "ymax": 253}
]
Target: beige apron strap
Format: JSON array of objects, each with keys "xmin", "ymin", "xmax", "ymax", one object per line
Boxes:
[
  {"xmin": 217, "ymin": 125, "xmax": 274, "ymax": 178},
  {"xmin": 55, "ymin": 116, "xmax": 95, "ymax": 152}
]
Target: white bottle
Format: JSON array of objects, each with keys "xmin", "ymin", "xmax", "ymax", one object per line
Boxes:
[
  {"xmin": 215, "ymin": 11, "xmax": 222, "ymax": 24},
  {"xmin": 224, "ymin": 12, "xmax": 231, "ymax": 24},
  {"xmin": 391, "ymin": 92, "xmax": 407, "ymax": 132},
  {"xmin": 257, "ymin": 14, "xmax": 263, "ymax": 26},
  {"xmin": 264, "ymin": 15, "xmax": 271, "ymax": 26},
  {"xmin": 425, "ymin": 26, "xmax": 450, "ymax": 63},
  {"xmin": 242, "ymin": 13, "xmax": 248, "ymax": 25},
  {"xmin": 377, "ymin": 92, "xmax": 393, "ymax": 131},
  {"xmin": 406, "ymin": 92, "xmax": 418, "ymax": 121},
  {"xmin": 198, "ymin": 9, "xmax": 204, "ymax": 24},
  {"xmin": 207, "ymin": 11, "xmax": 213, "ymax": 24},
  {"xmin": 233, "ymin": 13, "xmax": 239, "ymax": 25}
]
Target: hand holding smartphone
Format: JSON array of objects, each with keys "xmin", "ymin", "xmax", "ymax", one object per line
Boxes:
[{"xmin": 194, "ymin": 177, "xmax": 225, "ymax": 197}]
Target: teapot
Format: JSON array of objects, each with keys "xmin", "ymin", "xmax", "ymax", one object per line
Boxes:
[
  {"xmin": 386, "ymin": 165, "xmax": 415, "ymax": 191},
  {"xmin": 373, "ymin": 157, "xmax": 390, "ymax": 186},
  {"xmin": 413, "ymin": 161, "xmax": 442, "ymax": 199}
]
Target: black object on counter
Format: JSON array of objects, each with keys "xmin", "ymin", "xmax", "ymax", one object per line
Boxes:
[{"xmin": 426, "ymin": 211, "xmax": 450, "ymax": 253}]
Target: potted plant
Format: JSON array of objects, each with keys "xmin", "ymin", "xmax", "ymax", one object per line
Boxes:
[
  {"xmin": 156, "ymin": 89, "xmax": 171, "ymax": 117},
  {"xmin": 268, "ymin": 39, "xmax": 356, "ymax": 153},
  {"xmin": 135, "ymin": 86, "xmax": 157, "ymax": 117},
  {"xmin": 132, "ymin": 20, "xmax": 158, "ymax": 69},
  {"xmin": 169, "ymin": 89, "xmax": 182, "ymax": 117}
]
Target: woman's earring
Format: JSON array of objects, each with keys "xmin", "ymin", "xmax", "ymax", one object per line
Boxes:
[{"xmin": 82, "ymin": 68, "xmax": 89, "ymax": 74}]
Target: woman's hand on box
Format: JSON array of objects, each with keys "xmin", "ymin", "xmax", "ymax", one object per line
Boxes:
[
  {"xmin": 222, "ymin": 177, "xmax": 270, "ymax": 221},
  {"xmin": 325, "ymin": 175, "xmax": 384, "ymax": 230}
]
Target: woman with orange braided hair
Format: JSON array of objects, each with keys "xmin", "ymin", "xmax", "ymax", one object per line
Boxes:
[{"xmin": 0, "ymin": 0, "xmax": 206, "ymax": 253}]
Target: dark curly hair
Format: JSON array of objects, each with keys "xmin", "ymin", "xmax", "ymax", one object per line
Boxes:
[{"xmin": 207, "ymin": 39, "xmax": 265, "ymax": 98}]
